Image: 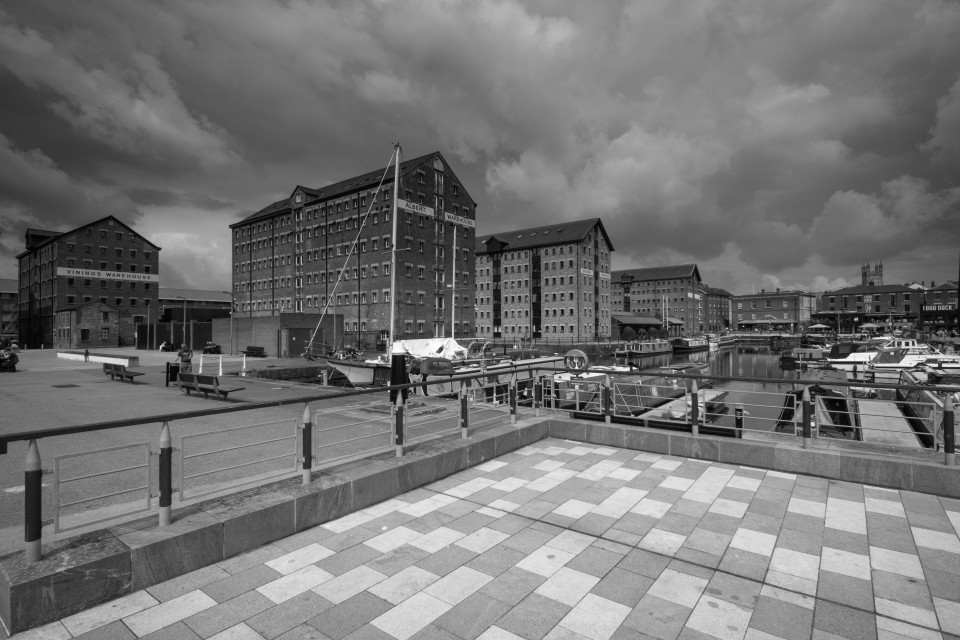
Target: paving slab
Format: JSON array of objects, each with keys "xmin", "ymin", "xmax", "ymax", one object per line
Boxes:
[{"xmin": 4, "ymin": 437, "xmax": 960, "ymax": 640}]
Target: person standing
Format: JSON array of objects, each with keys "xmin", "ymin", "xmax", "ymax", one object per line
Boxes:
[{"xmin": 176, "ymin": 343, "xmax": 193, "ymax": 373}]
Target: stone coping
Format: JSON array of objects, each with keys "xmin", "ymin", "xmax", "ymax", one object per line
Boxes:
[
  {"xmin": 2, "ymin": 416, "xmax": 958, "ymax": 635},
  {"xmin": 57, "ymin": 351, "xmax": 140, "ymax": 367}
]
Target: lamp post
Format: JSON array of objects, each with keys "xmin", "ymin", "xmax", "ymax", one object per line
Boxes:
[
  {"xmin": 175, "ymin": 296, "xmax": 187, "ymax": 347},
  {"xmin": 221, "ymin": 291, "xmax": 234, "ymax": 355}
]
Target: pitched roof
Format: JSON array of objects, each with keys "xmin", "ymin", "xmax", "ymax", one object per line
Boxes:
[
  {"xmin": 929, "ymin": 280, "xmax": 959, "ymax": 292},
  {"xmin": 824, "ymin": 283, "xmax": 911, "ymax": 295},
  {"xmin": 611, "ymin": 264, "xmax": 701, "ymax": 283},
  {"xmin": 703, "ymin": 286, "xmax": 733, "ymax": 297},
  {"xmin": 16, "ymin": 216, "xmax": 161, "ymax": 258},
  {"xmin": 475, "ymin": 218, "xmax": 612, "ymax": 253},
  {"xmin": 158, "ymin": 288, "xmax": 232, "ymax": 303},
  {"xmin": 232, "ymin": 151, "xmax": 470, "ymax": 228},
  {"xmin": 611, "ymin": 313, "xmax": 662, "ymax": 327}
]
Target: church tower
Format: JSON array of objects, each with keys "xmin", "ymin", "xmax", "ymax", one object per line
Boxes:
[{"xmin": 861, "ymin": 261, "xmax": 883, "ymax": 287}]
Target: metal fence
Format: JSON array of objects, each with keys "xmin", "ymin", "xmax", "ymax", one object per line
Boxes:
[{"xmin": 2, "ymin": 363, "xmax": 956, "ymax": 564}]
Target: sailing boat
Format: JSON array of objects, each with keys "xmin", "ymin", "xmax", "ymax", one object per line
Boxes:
[
  {"xmin": 301, "ymin": 144, "xmax": 404, "ymax": 386},
  {"xmin": 303, "ymin": 144, "xmax": 475, "ymax": 386}
]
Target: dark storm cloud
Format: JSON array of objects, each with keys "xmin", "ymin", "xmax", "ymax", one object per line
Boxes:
[{"xmin": 0, "ymin": 0, "xmax": 958, "ymax": 292}]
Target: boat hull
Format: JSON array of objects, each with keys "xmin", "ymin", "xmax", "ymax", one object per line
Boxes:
[
  {"xmin": 326, "ymin": 359, "xmax": 391, "ymax": 386},
  {"xmin": 671, "ymin": 343, "xmax": 710, "ymax": 353},
  {"xmin": 612, "ymin": 340, "xmax": 672, "ymax": 358}
]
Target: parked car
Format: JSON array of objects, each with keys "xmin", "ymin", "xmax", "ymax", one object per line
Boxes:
[{"xmin": 202, "ymin": 342, "xmax": 222, "ymax": 354}]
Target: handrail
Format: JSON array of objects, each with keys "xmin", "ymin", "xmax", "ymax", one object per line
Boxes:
[{"xmin": 0, "ymin": 361, "xmax": 562, "ymax": 453}]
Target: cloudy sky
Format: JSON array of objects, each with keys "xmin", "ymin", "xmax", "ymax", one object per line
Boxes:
[{"xmin": 1, "ymin": 0, "xmax": 959, "ymax": 295}]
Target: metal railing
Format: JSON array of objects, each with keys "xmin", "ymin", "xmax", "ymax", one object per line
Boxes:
[
  {"xmin": 53, "ymin": 442, "xmax": 152, "ymax": 534},
  {"xmin": 2, "ymin": 362, "xmax": 956, "ymax": 565},
  {"xmin": 179, "ymin": 418, "xmax": 300, "ymax": 501}
]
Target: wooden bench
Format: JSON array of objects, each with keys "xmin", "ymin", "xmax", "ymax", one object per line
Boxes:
[
  {"xmin": 103, "ymin": 363, "xmax": 145, "ymax": 383},
  {"xmin": 177, "ymin": 372, "xmax": 245, "ymax": 400},
  {"xmin": 242, "ymin": 346, "xmax": 267, "ymax": 357}
]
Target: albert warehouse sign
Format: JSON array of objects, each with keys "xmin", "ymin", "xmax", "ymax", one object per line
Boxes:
[{"xmin": 57, "ymin": 267, "xmax": 159, "ymax": 283}]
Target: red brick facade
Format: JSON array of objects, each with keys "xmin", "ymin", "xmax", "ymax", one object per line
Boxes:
[
  {"xmin": 230, "ymin": 152, "xmax": 477, "ymax": 349},
  {"xmin": 17, "ymin": 217, "xmax": 161, "ymax": 348}
]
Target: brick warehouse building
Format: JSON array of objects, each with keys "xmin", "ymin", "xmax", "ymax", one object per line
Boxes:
[
  {"xmin": 735, "ymin": 289, "xmax": 816, "ymax": 332},
  {"xmin": 230, "ymin": 151, "xmax": 478, "ymax": 350},
  {"xmin": 17, "ymin": 216, "xmax": 160, "ymax": 348},
  {"xmin": 474, "ymin": 219, "xmax": 613, "ymax": 341},
  {"xmin": 610, "ymin": 265, "xmax": 704, "ymax": 336}
]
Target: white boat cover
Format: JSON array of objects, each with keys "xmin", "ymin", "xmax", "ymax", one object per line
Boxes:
[{"xmin": 394, "ymin": 338, "xmax": 468, "ymax": 360}]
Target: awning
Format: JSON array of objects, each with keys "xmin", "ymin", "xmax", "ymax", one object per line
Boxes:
[
  {"xmin": 667, "ymin": 317, "xmax": 684, "ymax": 326},
  {"xmin": 611, "ymin": 314, "xmax": 663, "ymax": 327},
  {"xmin": 808, "ymin": 324, "xmax": 831, "ymax": 330}
]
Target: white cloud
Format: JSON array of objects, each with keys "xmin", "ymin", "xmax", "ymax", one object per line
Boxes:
[
  {"xmin": 0, "ymin": 15, "xmax": 235, "ymax": 167},
  {"xmin": 925, "ymin": 77, "xmax": 960, "ymax": 161}
]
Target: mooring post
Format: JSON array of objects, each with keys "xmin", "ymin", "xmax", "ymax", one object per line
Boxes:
[
  {"xmin": 158, "ymin": 422, "xmax": 172, "ymax": 526},
  {"xmin": 301, "ymin": 404, "xmax": 313, "ymax": 485},
  {"xmin": 801, "ymin": 386, "xmax": 813, "ymax": 449},
  {"xmin": 734, "ymin": 403, "xmax": 744, "ymax": 438},
  {"xmin": 510, "ymin": 373, "xmax": 518, "ymax": 424},
  {"xmin": 25, "ymin": 439, "xmax": 42, "ymax": 563},
  {"xmin": 943, "ymin": 394, "xmax": 955, "ymax": 467},
  {"xmin": 604, "ymin": 375, "xmax": 612, "ymax": 425},
  {"xmin": 690, "ymin": 380, "xmax": 700, "ymax": 437}
]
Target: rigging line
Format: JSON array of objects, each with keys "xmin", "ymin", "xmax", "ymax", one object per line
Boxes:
[{"xmin": 306, "ymin": 146, "xmax": 398, "ymax": 354}]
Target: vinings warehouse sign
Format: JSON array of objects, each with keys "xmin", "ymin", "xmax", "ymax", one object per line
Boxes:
[{"xmin": 57, "ymin": 267, "xmax": 159, "ymax": 282}]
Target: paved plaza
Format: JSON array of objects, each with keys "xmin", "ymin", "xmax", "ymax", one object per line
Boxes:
[{"xmin": 5, "ymin": 438, "xmax": 960, "ymax": 640}]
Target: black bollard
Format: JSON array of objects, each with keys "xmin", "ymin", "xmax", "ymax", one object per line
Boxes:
[
  {"xmin": 460, "ymin": 382, "xmax": 470, "ymax": 437},
  {"xmin": 25, "ymin": 440, "xmax": 42, "ymax": 563},
  {"xmin": 301, "ymin": 405, "xmax": 313, "ymax": 485},
  {"xmin": 690, "ymin": 380, "xmax": 699, "ymax": 436},
  {"xmin": 159, "ymin": 423, "xmax": 172, "ymax": 526},
  {"xmin": 944, "ymin": 395, "xmax": 955, "ymax": 467},
  {"xmin": 603, "ymin": 375, "xmax": 612, "ymax": 425},
  {"xmin": 801, "ymin": 386, "xmax": 812, "ymax": 448},
  {"xmin": 735, "ymin": 404, "xmax": 744, "ymax": 438},
  {"xmin": 390, "ymin": 347, "xmax": 408, "ymax": 406},
  {"xmin": 390, "ymin": 346, "xmax": 407, "ymax": 456}
]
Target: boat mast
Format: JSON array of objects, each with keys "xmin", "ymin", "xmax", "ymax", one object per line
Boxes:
[
  {"xmin": 451, "ymin": 224, "xmax": 456, "ymax": 339},
  {"xmin": 389, "ymin": 143, "xmax": 400, "ymax": 348}
]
